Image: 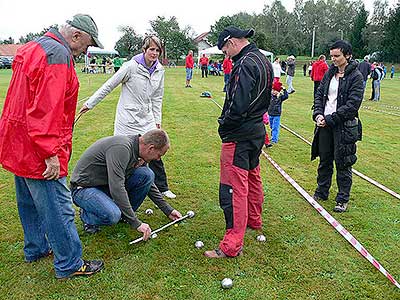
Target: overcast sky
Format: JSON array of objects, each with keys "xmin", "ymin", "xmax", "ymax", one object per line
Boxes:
[{"xmin": 0, "ymin": 0, "xmax": 394, "ymax": 49}]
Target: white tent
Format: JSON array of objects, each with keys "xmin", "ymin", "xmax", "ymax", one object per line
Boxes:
[
  {"xmin": 198, "ymin": 46, "xmax": 274, "ymax": 62},
  {"xmin": 84, "ymin": 47, "xmax": 119, "ymax": 73}
]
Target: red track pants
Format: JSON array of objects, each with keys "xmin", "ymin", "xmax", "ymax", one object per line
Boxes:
[{"xmin": 218, "ymin": 140, "xmax": 265, "ymax": 257}]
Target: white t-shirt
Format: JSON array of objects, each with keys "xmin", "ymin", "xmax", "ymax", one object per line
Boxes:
[
  {"xmin": 273, "ymin": 62, "xmax": 283, "ymax": 78},
  {"xmin": 324, "ymin": 76, "xmax": 339, "ymax": 116}
]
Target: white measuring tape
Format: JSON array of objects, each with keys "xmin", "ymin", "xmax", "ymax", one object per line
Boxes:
[
  {"xmin": 377, "ymin": 103, "xmax": 400, "ymax": 110},
  {"xmin": 262, "ymin": 150, "xmax": 400, "ymax": 289},
  {"xmin": 208, "ymin": 97, "xmax": 400, "ymax": 288},
  {"xmin": 280, "ymin": 123, "xmax": 400, "ymax": 200},
  {"xmin": 361, "ymin": 106, "xmax": 400, "ymax": 117}
]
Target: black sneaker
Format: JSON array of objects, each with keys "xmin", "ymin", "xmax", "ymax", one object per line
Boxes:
[
  {"xmin": 313, "ymin": 194, "xmax": 327, "ymax": 201},
  {"xmin": 265, "ymin": 144, "xmax": 273, "ymax": 148},
  {"xmin": 333, "ymin": 202, "xmax": 348, "ymax": 212},
  {"xmin": 57, "ymin": 260, "xmax": 104, "ymax": 279},
  {"xmin": 83, "ymin": 223, "xmax": 100, "ymax": 234}
]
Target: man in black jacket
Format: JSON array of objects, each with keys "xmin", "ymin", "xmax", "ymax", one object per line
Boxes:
[
  {"xmin": 311, "ymin": 40, "xmax": 363, "ymax": 213},
  {"xmin": 204, "ymin": 27, "xmax": 273, "ymax": 258}
]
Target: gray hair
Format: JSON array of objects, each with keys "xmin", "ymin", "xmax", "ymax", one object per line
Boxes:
[
  {"xmin": 142, "ymin": 129, "xmax": 170, "ymax": 149},
  {"xmin": 142, "ymin": 35, "xmax": 162, "ymax": 54},
  {"xmin": 59, "ymin": 23, "xmax": 91, "ymax": 40}
]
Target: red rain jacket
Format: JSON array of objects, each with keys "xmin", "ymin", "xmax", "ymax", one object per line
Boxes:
[
  {"xmin": 0, "ymin": 29, "xmax": 79, "ymax": 179},
  {"xmin": 311, "ymin": 60, "xmax": 329, "ymax": 82},
  {"xmin": 185, "ymin": 54, "xmax": 194, "ymax": 68}
]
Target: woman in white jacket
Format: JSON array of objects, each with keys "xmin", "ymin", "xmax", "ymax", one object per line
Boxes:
[{"xmin": 79, "ymin": 36, "xmax": 176, "ymax": 199}]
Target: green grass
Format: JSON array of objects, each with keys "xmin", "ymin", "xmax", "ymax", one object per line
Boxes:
[{"xmin": 0, "ymin": 66, "xmax": 399, "ymax": 299}]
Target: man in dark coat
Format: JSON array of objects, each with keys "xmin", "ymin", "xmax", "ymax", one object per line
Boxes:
[{"xmin": 311, "ymin": 40, "xmax": 363, "ymax": 213}]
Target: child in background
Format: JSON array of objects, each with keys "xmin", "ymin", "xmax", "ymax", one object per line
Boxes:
[
  {"xmin": 263, "ymin": 113, "xmax": 272, "ymax": 148},
  {"xmin": 268, "ymin": 80, "xmax": 289, "ymax": 143}
]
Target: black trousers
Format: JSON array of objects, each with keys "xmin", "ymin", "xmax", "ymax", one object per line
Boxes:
[
  {"xmin": 149, "ymin": 159, "xmax": 169, "ymax": 192},
  {"xmin": 315, "ymin": 126, "xmax": 352, "ymax": 203},
  {"xmin": 313, "ymin": 81, "xmax": 321, "ymax": 99},
  {"xmin": 201, "ymin": 66, "xmax": 208, "ymax": 78}
]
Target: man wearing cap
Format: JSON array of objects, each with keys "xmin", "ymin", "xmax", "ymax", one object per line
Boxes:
[
  {"xmin": 0, "ymin": 14, "xmax": 104, "ymax": 279},
  {"xmin": 204, "ymin": 26, "xmax": 273, "ymax": 258},
  {"xmin": 286, "ymin": 55, "xmax": 296, "ymax": 94}
]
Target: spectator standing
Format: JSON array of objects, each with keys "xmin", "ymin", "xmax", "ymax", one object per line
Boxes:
[
  {"xmin": 272, "ymin": 57, "xmax": 284, "ymax": 82},
  {"xmin": 222, "ymin": 55, "xmax": 233, "ymax": 92},
  {"xmin": 310, "ymin": 55, "xmax": 329, "ymax": 98},
  {"xmin": 185, "ymin": 50, "xmax": 194, "ymax": 88},
  {"xmin": 311, "ymin": 40, "xmax": 363, "ymax": 213},
  {"xmin": 0, "ymin": 14, "xmax": 104, "ymax": 279},
  {"xmin": 303, "ymin": 63, "xmax": 307, "ymax": 76},
  {"xmin": 113, "ymin": 54, "xmax": 123, "ymax": 72},
  {"xmin": 370, "ymin": 62, "xmax": 384, "ymax": 101},
  {"xmin": 204, "ymin": 26, "xmax": 272, "ymax": 258},
  {"xmin": 286, "ymin": 55, "xmax": 296, "ymax": 94},
  {"xmin": 199, "ymin": 54, "xmax": 209, "ymax": 78},
  {"xmin": 268, "ymin": 80, "xmax": 289, "ymax": 143},
  {"xmin": 357, "ymin": 56, "xmax": 371, "ymax": 92},
  {"xmin": 390, "ymin": 64, "xmax": 395, "ymax": 79}
]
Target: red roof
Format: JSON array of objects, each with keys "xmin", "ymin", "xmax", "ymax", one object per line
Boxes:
[
  {"xmin": 0, "ymin": 44, "xmax": 24, "ymax": 56},
  {"xmin": 193, "ymin": 32, "xmax": 210, "ymax": 44}
]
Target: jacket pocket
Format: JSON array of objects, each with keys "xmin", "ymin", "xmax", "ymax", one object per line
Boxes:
[
  {"xmin": 342, "ymin": 119, "xmax": 359, "ymax": 144},
  {"xmin": 219, "ymin": 183, "xmax": 233, "ymax": 229}
]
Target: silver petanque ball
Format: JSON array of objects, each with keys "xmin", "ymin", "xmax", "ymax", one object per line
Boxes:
[
  {"xmin": 221, "ymin": 278, "xmax": 233, "ymax": 289},
  {"xmin": 187, "ymin": 210, "xmax": 195, "ymax": 218},
  {"xmin": 194, "ymin": 240, "xmax": 204, "ymax": 249},
  {"xmin": 151, "ymin": 233, "xmax": 158, "ymax": 239},
  {"xmin": 256, "ymin": 234, "xmax": 266, "ymax": 242},
  {"xmin": 145, "ymin": 208, "xmax": 153, "ymax": 215}
]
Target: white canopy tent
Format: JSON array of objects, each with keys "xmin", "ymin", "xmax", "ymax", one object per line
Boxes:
[
  {"xmin": 84, "ymin": 47, "xmax": 119, "ymax": 73},
  {"xmin": 198, "ymin": 46, "xmax": 274, "ymax": 62}
]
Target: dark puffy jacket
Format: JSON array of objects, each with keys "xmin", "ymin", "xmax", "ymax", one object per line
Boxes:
[
  {"xmin": 218, "ymin": 43, "xmax": 273, "ymax": 142},
  {"xmin": 311, "ymin": 60, "xmax": 364, "ymax": 168},
  {"xmin": 268, "ymin": 89, "xmax": 289, "ymax": 116}
]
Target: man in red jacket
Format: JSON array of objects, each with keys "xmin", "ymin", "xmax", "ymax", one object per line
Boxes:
[
  {"xmin": 185, "ymin": 50, "xmax": 194, "ymax": 87},
  {"xmin": 222, "ymin": 54, "xmax": 233, "ymax": 92},
  {"xmin": 310, "ymin": 54, "xmax": 329, "ymax": 98},
  {"xmin": 0, "ymin": 14, "xmax": 104, "ymax": 279},
  {"xmin": 199, "ymin": 53, "xmax": 209, "ymax": 78}
]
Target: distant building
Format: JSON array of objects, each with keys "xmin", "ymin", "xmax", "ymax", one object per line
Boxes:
[
  {"xmin": 0, "ymin": 44, "xmax": 24, "ymax": 58},
  {"xmin": 193, "ymin": 32, "xmax": 212, "ymax": 56}
]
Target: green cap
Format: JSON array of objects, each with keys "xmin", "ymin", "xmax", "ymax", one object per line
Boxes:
[{"xmin": 67, "ymin": 14, "xmax": 103, "ymax": 48}]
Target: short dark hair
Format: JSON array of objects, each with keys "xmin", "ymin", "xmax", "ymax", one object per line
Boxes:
[
  {"xmin": 330, "ymin": 40, "xmax": 352, "ymax": 56},
  {"xmin": 142, "ymin": 129, "xmax": 170, "ymax": 149}
]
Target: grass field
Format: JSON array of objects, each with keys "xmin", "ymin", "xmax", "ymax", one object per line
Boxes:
[{"xmin": 0, "ymin": 66, "xmax": 399, "ymax": 300}]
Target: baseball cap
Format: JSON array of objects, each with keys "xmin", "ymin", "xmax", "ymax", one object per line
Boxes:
[
  {"xmin": 217, "ymin": 26, "xmax": 255, "ymax": 50},
  {"xmin": 67, "ymin": 14, "xmax": 103, "ymax": 48}
]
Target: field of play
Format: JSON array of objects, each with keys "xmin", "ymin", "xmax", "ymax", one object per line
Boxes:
[{"xmin": 0, "ymin": 66, "xmax": 399, "ymax": 299}]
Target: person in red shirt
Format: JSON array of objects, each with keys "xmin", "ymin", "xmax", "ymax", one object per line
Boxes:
[
  {"xmin": 0, "ymin": 14, "xmax": 104, "ymax": 279},
  {"xmin": 310, "ymin": 54, "xmax": 329, "ymax": 98},
  {"xmin": 199, "ymin": 53, "xmax": 209, "ymax": 78},
  {"xmin": 185, "ymin": 50, "xmax": 194, "ymax": 87},
  {"xmin": 222, "ymin": 54, "xmax": 233, "ymax": 92}
]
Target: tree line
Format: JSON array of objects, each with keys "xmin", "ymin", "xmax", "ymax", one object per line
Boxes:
[{"xmin": 2, "ymin": 0, "xmax": 399, "ymax": 62}]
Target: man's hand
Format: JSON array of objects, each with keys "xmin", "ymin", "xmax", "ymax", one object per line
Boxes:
[
  {"xmin": 315, "ymin": 114, "xmax": 326, "ymax": 127},
  {"xmin": 43, "ymin": 155, "xmax": 60, "ymax": 180},
  {"xmin": 168, "ymin": 209, "xmax": 182, "ymax": 221},
  {"xmin": 137, "ymin": 223, "xmax": 152, "ymax": 241},
  {"xmin": 78, "ymin": 104, "xmax": 90, "ymax": 114}
]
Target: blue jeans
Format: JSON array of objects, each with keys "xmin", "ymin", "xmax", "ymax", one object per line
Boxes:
[
  {"xmin": 186, "ymin": 68, "xmax": 193, "ymax": 80},
  {"xmin": 223, "ymin": 74, "xmax": 230, "ymax": 92},
  {"xmin": 286, "ymin": 75, "xmax": 294, "ymax": 93},
  {"xmin": 72, "ymin": 166, "xmax": 154, "ymax": 226},
  {"xmin": 15, "ymin": 176, "xmax": 83, "ymax": 278},
  {"xmin": 373, "ymin": 80, "xmax": 380, "ymax": 101},
  {"xmin": 269, "ymin": 115, "xmax": 281, "ymax": 143}
]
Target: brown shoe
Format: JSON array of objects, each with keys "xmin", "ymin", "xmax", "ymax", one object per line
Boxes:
[{"xmin": 204, "ymin": 248, "xmax": 242, "ymax": 258}]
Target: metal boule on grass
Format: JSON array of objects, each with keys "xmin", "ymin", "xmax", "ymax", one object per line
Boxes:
[
  {"xmin": 151, "ymin": 233, "xmax": 158, "ymax": 239},
  {"xmin": 256, "ymin": 234, "xmax": 266, "ymax": 242},
  {"xmin": 195, "ymin": 240, "xmax": 204, "ymax": 249},
  {"xmin": 221, "ymin": 278, "xmax": 233, "ymax": 289},
  {"xmin": 145, "ymin": 208, "xmax": 153, "ymax": 215},
  {"xmin": 187, "ymin": 210, "xmax": 195, "ymax": 218}
]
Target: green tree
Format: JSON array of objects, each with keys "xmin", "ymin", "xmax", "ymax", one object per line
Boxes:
[
  {"xmin": 1, "ymin": 37, "xmax": 15, "ymax": 44},
  {"xmin": 365, "ymin": 0, "xmax": 389, "ymax": 54},
  {"xmin": 208, "ymin": 13, "xmax": 253, "ymax": 45},
  {"xmin": 383, "ymin": 2, "xmax": 400, "ymax": 62},
  {"xmin": 349, "ymin": 4, "xmax": 369, "ymax": 59},
  {"xmin": 114, "ymin": 26, "xmax": 143, "ymax": 59},
  {"xmin": 18, "ymin": 25, "xmax": 58, "ymax": 44}
]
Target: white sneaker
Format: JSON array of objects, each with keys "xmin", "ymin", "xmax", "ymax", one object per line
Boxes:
[{"xmin": 162, "ymin": 190, "xmax": 176, "ymax": 199}]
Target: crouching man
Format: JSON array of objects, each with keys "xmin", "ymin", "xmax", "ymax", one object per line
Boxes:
[{"xmin": 70, "ymin": 129, "xmax": 181, "ymax": 240}]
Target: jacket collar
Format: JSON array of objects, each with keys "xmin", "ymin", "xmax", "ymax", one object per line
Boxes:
[
  {"xmin": 232, "ymin": 43, "xmax": 258, "ymax": 63},
  {"xmin": 327, "ymin": 59, "xmax": 358, "ymax": 78},
  {"xmin": 45, "ymin": 28, "xmax": 72, "ymax": 55}
]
